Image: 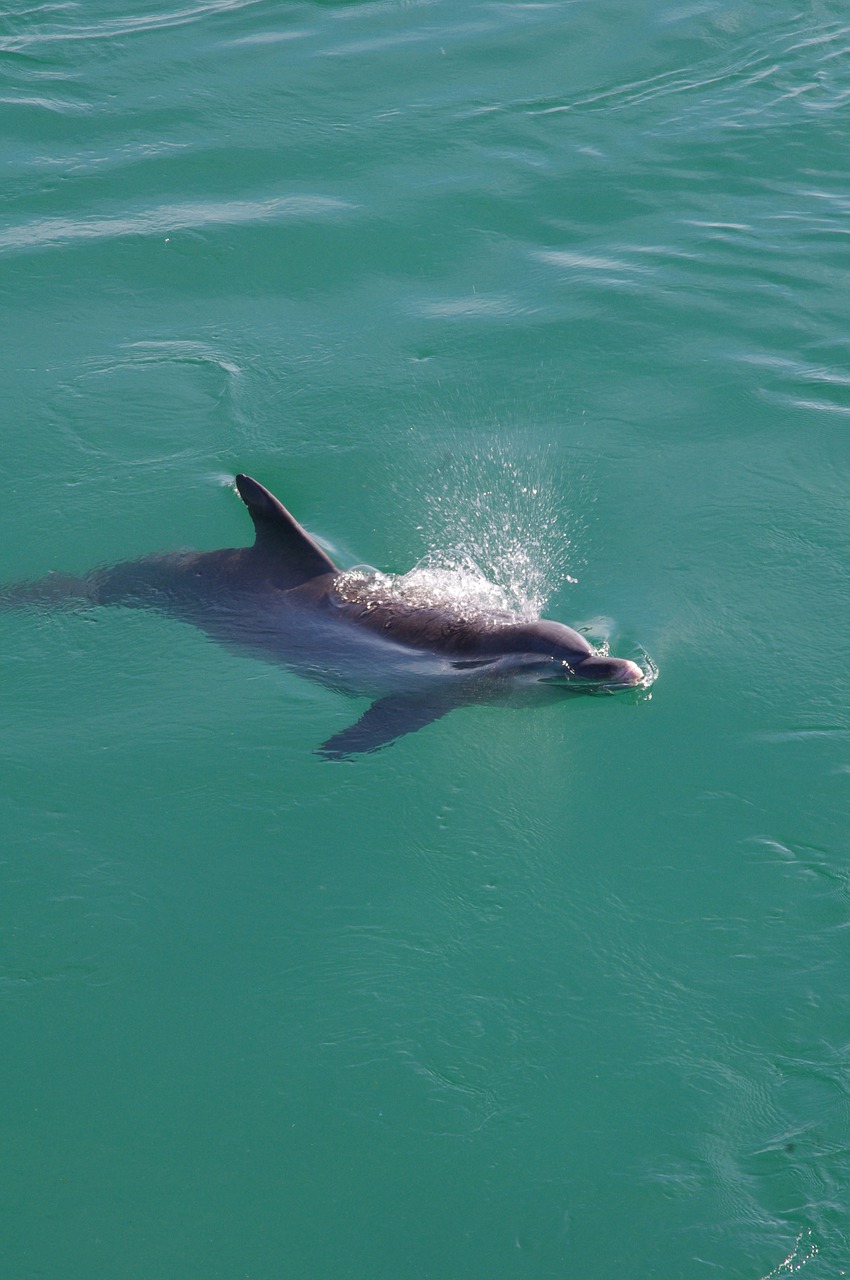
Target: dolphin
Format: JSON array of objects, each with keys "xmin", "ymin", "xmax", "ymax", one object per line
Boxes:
[{"xmin": 2, "ymin": 474, "xmax": 647, "ymax": 758}]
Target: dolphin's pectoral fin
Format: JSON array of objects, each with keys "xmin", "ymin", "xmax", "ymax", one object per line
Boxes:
[{"xmin": 317, "ymin": 693, "xmax": 456, "ymax": 760}]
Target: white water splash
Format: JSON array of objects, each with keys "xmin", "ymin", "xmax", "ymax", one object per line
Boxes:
[
  {"xmin": 412, "ymin": 446, "xmax": 588, "ymax": 618},
  {"xmin": 334, "ymin": 560, "xmax": 521, "ymax": 625},
  {"xmin": 759, "ymin": 1229, "xmax": 819, "ymax": 1280}
]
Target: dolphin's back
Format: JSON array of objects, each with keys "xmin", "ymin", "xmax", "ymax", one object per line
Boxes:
[{"xmin": 330, "ymin": 593, "xmax": 595, "ymax": 663}]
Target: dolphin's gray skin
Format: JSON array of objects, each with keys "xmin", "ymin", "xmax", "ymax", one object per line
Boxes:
[{"xmin": 2, "ymin": 474, "xmax": 646, "ymax": 758}]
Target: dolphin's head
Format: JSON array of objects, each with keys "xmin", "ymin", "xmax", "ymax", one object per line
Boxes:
[
  {"xmin": 491, "ymin": 620, "xmax": 645, "ymax": 690},
  {"xmin": 554, "ymin": 652, "xmax": 645, "ymax": 688}
]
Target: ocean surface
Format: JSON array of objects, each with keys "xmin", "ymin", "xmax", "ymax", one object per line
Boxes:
[{"xmin": 3, "ymin": 1, "xmax": 850, "ymax": 1276}]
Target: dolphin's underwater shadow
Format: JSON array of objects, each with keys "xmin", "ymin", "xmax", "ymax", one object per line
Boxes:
[{"xmin": 2, "ymin": 475, "xmax": 652, "ymax": 759}]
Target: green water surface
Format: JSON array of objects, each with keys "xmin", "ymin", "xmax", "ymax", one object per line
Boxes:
[{"xmin": 2, "ymin": 1, "xmax": 850, "ymax": 1277}]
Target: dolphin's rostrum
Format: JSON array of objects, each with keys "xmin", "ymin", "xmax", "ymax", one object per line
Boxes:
[{"xmin": 3, "ymin": 475, "xmax": 648, "ymax": 758}]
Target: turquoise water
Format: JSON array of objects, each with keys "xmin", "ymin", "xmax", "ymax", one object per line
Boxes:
[{"xmin": 3, "ymin": 1, "xmax": 850, "ymax": 1275}]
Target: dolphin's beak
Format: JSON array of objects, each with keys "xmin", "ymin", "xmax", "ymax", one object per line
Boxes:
[{"xmin": 570, "ymin": 655, "xmax": 645, "ymax": 687}]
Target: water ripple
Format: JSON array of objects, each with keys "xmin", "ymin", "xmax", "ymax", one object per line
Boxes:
[
  {"xmin": 521, "ymin": 18, "xmax": 850, "ymax": 129},
  {"xmin": 0, "ymin": 193, "xmax": 357, "ymax": 254},
  {"xmin": 0, "ymin": 92, "xmax": 89, "ymax": 113},
  {"xmin": 0, "ymin": 0, "xmax": 266, "ymax": 51}
]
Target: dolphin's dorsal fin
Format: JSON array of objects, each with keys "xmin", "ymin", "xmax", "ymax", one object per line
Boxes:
[{"xmin": 235, "ymin": 474, "xmax": 337, "ymax": 583}]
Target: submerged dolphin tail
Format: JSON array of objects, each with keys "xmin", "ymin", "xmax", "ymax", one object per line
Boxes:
[
  {"xmin": 235, "ymin": 474, "xmax": 338, "ymax": 583},
  {"xmin": 0, "ymin": 572, "xmax": 95, "ymax": 609}
]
